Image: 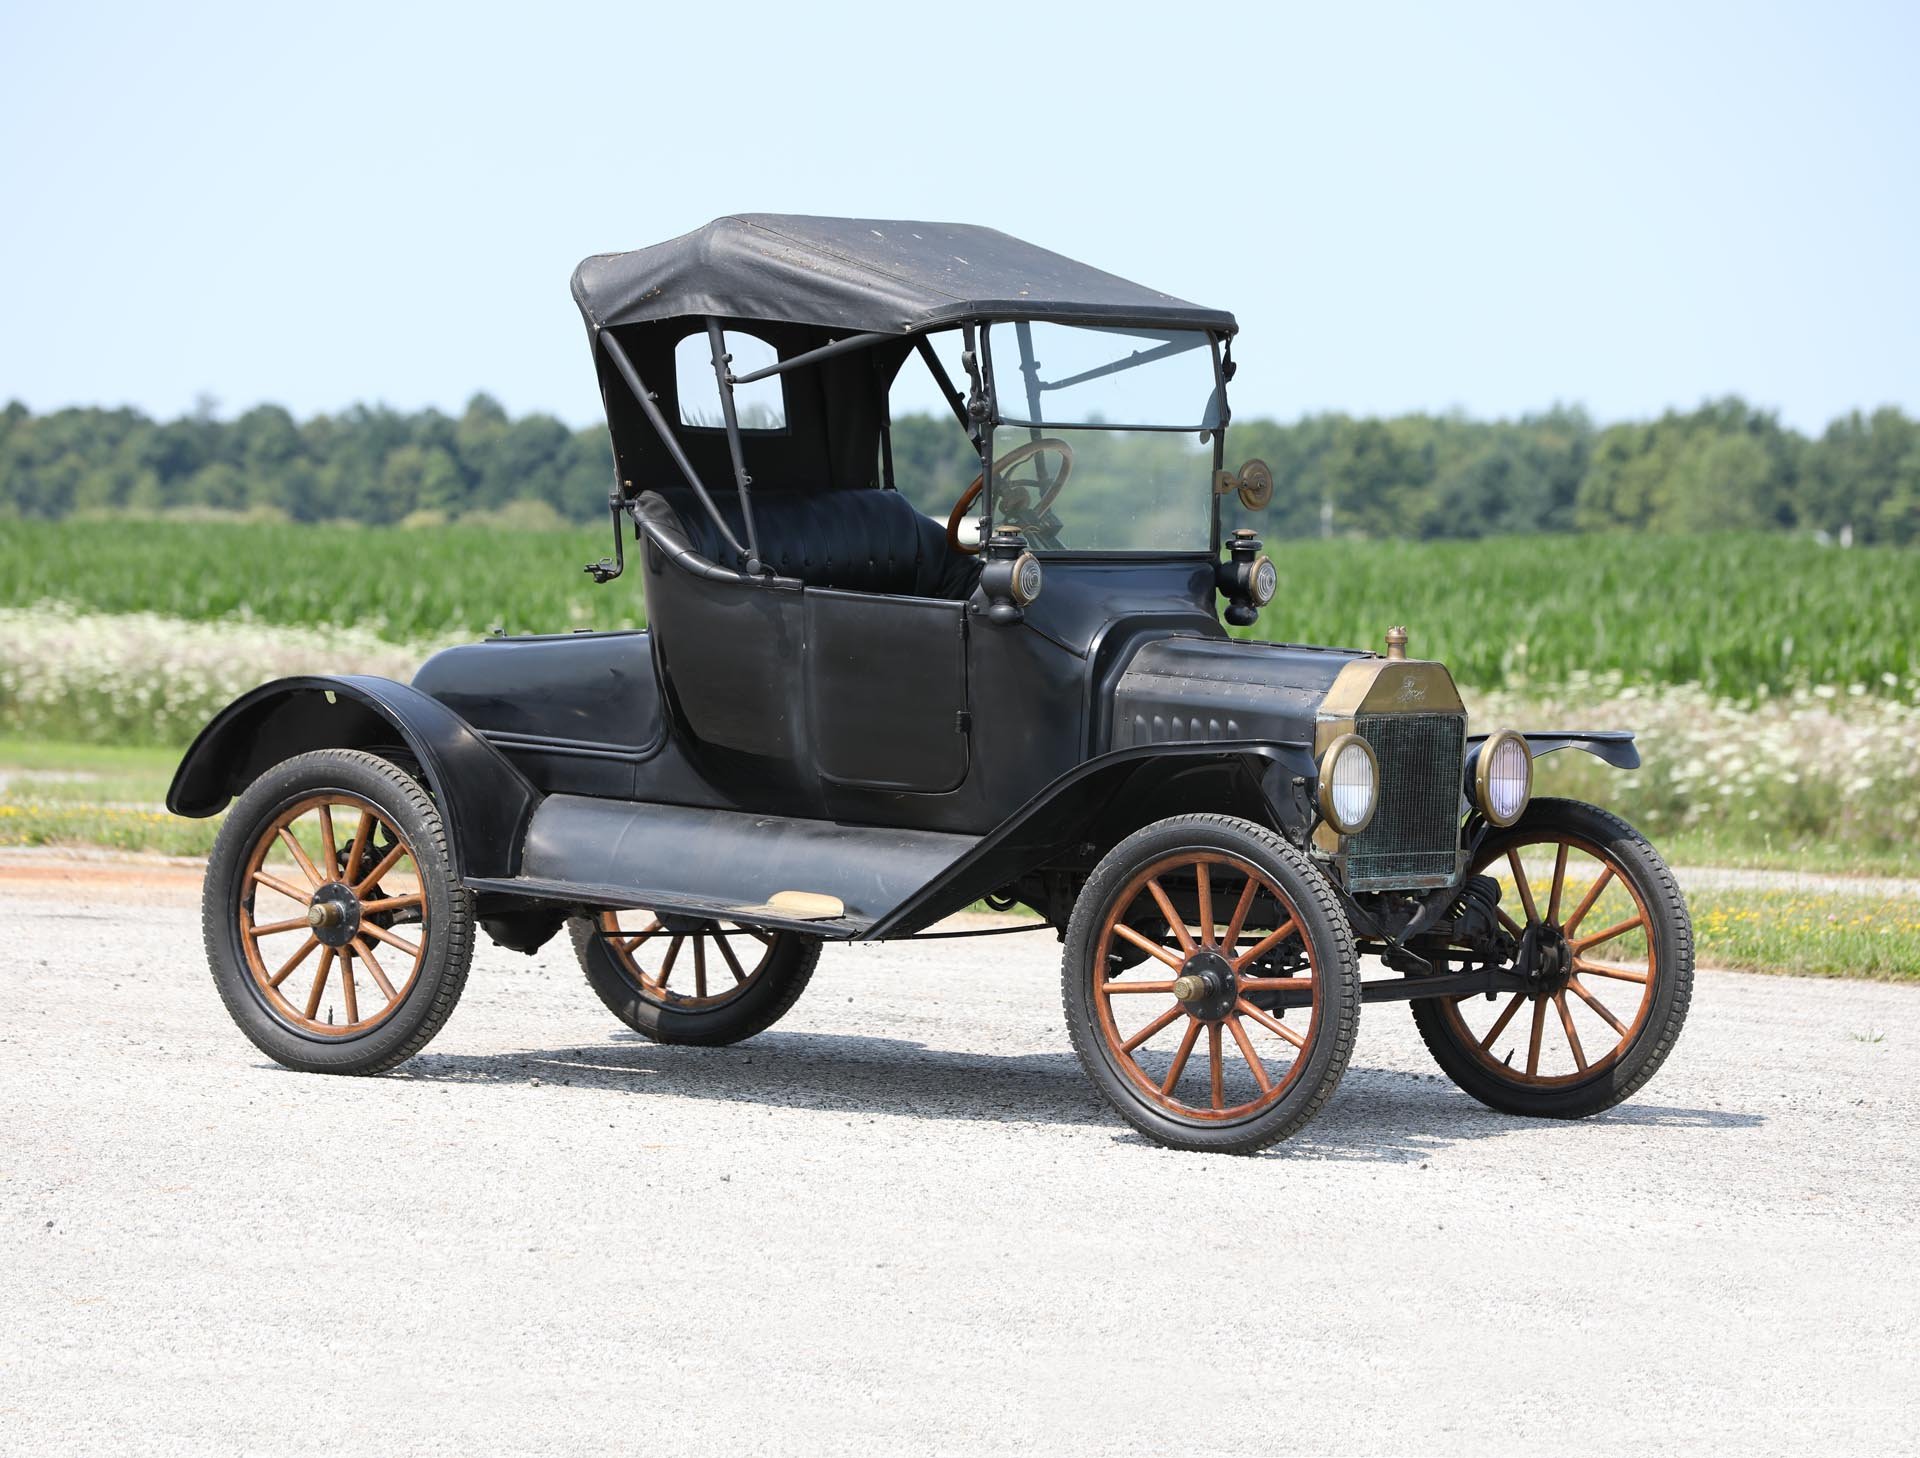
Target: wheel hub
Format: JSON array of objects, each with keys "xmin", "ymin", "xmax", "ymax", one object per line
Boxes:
[
  {"xmin": 1171, "ymin": 949, "xmax": 1238, "ymax": 1022},
  {"xmin": 1519, "ymin": 922, "xmax": 1573, "ymax": 995},
  {"xmin": 306, "ymin": 882, "xmax": 362, "ymax": 948}
]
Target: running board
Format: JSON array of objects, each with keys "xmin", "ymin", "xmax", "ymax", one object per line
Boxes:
[{"xmin": 464, "ymin": 795, "xmax": 980, "ymax": 940}]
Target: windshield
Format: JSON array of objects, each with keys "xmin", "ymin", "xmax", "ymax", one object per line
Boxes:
[{"xmin": 984, "ymin": 321, "xmax": 1222, "ymax": 552}]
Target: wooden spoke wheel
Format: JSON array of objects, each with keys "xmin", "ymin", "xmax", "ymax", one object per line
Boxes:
[
  {"xmin": 237, "ymin": 792, "xmax": 427, "ymax": 1037},
  {"xmin": 1062, "ymin": 815, "xmax": 1359, "ymax": 1154},
  {"xmin": 1412, "ymin": 798, "xmax": 1693, "ymax": 1118},
  {"xmin": 571, "ymin": 912, "xmax": 819, "ymax": 1046},
  {"xmin": 203, "ymin": 750, "xmax": 474, "ymax": 1074}
]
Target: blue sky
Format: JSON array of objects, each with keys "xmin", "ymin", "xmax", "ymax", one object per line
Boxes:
[{"xmin": 1, "ymin": 0, "xmax": 1914, "ymax": 431}]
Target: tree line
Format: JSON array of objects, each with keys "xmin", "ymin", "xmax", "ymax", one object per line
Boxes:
[{"xmin": 3, "ymin": 393, "xmax": 1916, "ymax": 542}]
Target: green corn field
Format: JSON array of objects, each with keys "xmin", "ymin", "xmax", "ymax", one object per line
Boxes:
[{"xmin": 1, "ymin": 519, "xmax": 1915, "ymax": 698}]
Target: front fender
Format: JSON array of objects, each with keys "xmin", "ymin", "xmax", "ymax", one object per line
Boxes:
[
  {"xmin": 1466, "ymin": 729, "xmax": 1639, "ymax": 776},
  {"xmin": 863, "ymin": 740, "xmax": 1317, "ymax": 940},
  {"xmin": 166, "ymin": 675, "xmax": 540, "ymax": 880}
]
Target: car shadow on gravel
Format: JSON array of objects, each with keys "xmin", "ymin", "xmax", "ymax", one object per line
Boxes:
[{"xmin": 398, "ymin": 1030, "xmax": 1764, "ymax": 1162}]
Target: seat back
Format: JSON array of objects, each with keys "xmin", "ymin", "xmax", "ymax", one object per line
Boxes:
[{"xmin": 638, "ymin": 487, "xmax": 975, "ymax": 599}]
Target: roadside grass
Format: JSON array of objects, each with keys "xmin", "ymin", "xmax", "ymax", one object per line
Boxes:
[
  {"xmin": 0, "ymin": 738, "xmax": 217, "ymax": 855},
  {"xmin": 1683, "ymin": 887, "xmax": 1920, "ymax": 980}
]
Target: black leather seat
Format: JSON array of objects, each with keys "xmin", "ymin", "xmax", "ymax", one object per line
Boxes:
[{"xmin": 636, "ymin": 487, "xmax": 978, "ymax": 599}]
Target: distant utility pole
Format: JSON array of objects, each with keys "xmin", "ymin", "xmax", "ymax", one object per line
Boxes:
[{"xmin": 1320, "ymin": 496, "xmax": 1333, "ymax": 538}]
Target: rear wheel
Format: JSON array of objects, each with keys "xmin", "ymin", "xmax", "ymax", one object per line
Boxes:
[
  {"xmin": 570, "ymin": 911, "xmax": 819, "ymax": 1046},
  {"xmin": 1411, "ymin": 798, "xmax": 1693, "ymax": 1118},
  {"xmin": 1061, "ymin": 814, "xmax": 1360, "ymax": 1154}
]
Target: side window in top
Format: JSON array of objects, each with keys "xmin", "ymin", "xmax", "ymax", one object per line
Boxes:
[
  {"xmin": 675, "ymin": 331, "xmax": 787, "ymax": 430},
  {"xmin": 885, "ymin": 327, "xmax": 981, "ymax": 521}
]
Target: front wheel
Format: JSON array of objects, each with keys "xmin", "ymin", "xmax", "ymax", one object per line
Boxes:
[
  {"xmin": 203, "ymin": 748, "xmax": 475, "ymax": 1074},
  {"xmin": 1061, "ymin": 814, "xmax": 1361, "ymax": 1154},
  {"xmin": 1411, "ymin": 798, "xmax": 1693, "ymax": 1118}
]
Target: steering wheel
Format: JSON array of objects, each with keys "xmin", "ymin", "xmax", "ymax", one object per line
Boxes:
[{"xmin": 946, "ymin": 437, "xmax": 1075, "ymax": 555}]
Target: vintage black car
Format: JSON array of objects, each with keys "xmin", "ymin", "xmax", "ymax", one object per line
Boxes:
[{"xmin": 169, "ymin": 216, "xmax": 1692, "ymax": 1152}]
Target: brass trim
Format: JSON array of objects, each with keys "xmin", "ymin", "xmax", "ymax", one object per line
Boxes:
[
  {"xmin": 1385, "ymin": 626, "xmax": 1409, "ymax": 661},
  {"xmin": 1316, "ymin": 732, "xmax": 1379, "ymax": 836},
  {"xmin": 1473, "ymin": 728, "xmax": 1534, "ymax": 828},
  {"xmin": 1314, "ymin": 657, "xmax": 1466, "ymax": 757}
]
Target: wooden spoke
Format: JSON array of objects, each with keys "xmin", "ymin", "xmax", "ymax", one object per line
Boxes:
[
  {"xmin": 1496, "ymin": 907, "xmax": 1525, "ymax": 939},
  {"xmin": 1161, "ymin": 1018, "xmax": 1202, "ymax": 1095},
  {"xmin": 1235, "ymin": 998, "xmax": 1305, "ymax": 1048},
  {"xmin": 251, "ymin": 869, "xmax": 311, "ymax": 905},
  {"xmin": 317, "ymin": 804, "xmax": 339, "ymax": 878},
  {"xmin": 1146, "ymin": 879, "xmax": 1195, "ymax": 955},
  {"xmin": 1507, "ymin": 849, "xmax": 1540, "ymax": 927},
  {"xmin": 339, "ymin": 949, "xmax": 360, "ymax": 1024},
  {"xmin": 1573, "ymin": 915, "xmax": 1645, "ymax": 954},
  {"xmin": 248, "ymin": 914, "xmax": 311, "ymax": 938},
  {"xmin": 267, "ymin": 935, "xmax": 320, "ymax": 988},
  {"xmin": 1574, "ymin": 959, "xmax": 1649, "ymax": 984},
  {"xmin": 1122, "ymin": 1003, "xmax": 1187, "ymax": 1054},
  {"xmin": 717, "ymin": 933, "xmax": 747, "ymax": 984},
  {"xmin": 1208, "ymin": 1023, "xmax": 1225, "ymax": 1111},
  {"xmin": 277, "ymin": 826, "xmax": 325, "ymax": 888},
  {"xmin": 658, "ymin": 935, "xmax": 685, "ymax": 989},
  {"xmin": 1546, "ymin": 843, "xmax": 1570, "ymax": 925},
  {"xmin": 1222, "ymin": 877, "xmax": 1259, "ymax": 955},
  {"xmin": 342, "ymin": 811, "xmax": 375, "ymax": 885},
  {"xmin": 1231, "ymin": 918, "xmax": 1298, "ymax": 971},
  {"xmin": 1195, "ymin": 863, "xmax": 1215, "ymax": 947},
  {"xmin": 1478, "ymin": 992, "xmax": 1527, "ymax": 1052},
  {"xmin": 1112, "ymin": 923, "xmax": 1185, "ymax": 971},
  {"xmin": 1560, "ymin": 865, "xmax": 1615, "ymax": 937},
  {"xmin": 694, "ymin": 938, "xmax": 708, "ymax": 999},
  {"xmin": 304, "ymin": 948, "xmax": 335, "ymax": 1020},
  {"xmin": 354, "ymin": 842, "xmax": 410, "ymax": 898},
  {"xmin": 1553, "ymin": 991, "xmax": 1587, "ymax": 1071},
  {"xmin": 1227, "ymin": 1016, "xmax": 1272, "ymax": 1093},
  {"xmin": 1237, "ymin": 976, "xmax": 1313, "ymax": 994},
  {"xmin": 1525, "ymin": 995, "xmax": 1547, "ymax": 1078},
  {"xmin": 1102, "ymin": 980, "xmax": 1178, "ymax": 996},
  {"xmin": 351, "ymin": 937, "xmax": 397, "ymax": 1000},
  {"xmin": 360, "ymin": 921, "xmax": 422, "ymax": 961},
  {"xmin": 1569, "ymin": 976, "xmax": 1628, "ymax": 1036},
  {"xmin": 359, "ymin": 893, "xmax": 423, "ymax": 917}
]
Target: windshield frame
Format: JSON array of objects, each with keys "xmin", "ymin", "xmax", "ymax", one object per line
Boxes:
[{"xmin": 977, "ymin": 319, "xmax": 1230, "ymax": 559}]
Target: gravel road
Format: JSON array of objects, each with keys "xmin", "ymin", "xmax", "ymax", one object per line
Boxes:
[{"xmin": 3, "ymin": 861, "xmax": 1916, "ymax": 1457}]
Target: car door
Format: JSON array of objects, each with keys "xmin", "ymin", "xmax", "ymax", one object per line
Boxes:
[{"xmin": 803, "ymin": 588, "xmax": 970, "ymax": 795}]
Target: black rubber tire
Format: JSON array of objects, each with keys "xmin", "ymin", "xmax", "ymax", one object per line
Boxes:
[
  {"xmin": 202, "ymin": 749, "xmax": 474, "ymax": 1075},
  {"xmin": 1411, "ymin": 797, "xmax": 1693, "ymax": 1118},
  {"xmin": 1061, "ymin": 814, "xmax": 1361, "ymax": 1154},
  {"xmin": 570, "ymin": 919, "xmax": 820, "ymax": 1046}
]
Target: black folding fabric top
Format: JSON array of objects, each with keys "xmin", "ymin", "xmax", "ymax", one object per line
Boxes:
[{"xmin": 571, "ymin": 214, "xmax": 1235, "ymax": 337}]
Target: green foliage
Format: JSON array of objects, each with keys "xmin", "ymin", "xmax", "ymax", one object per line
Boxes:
[
  {"xmin": 1243, "ymin": 532, "xmax": 1920, "ymax": 698},
  {"xmin": 0, "ymin": 519, "xmax": 636, "ymax": 640},
  {"xmin": 3, "ymin": 393, "xmax": 1919, "ymax": 540}
]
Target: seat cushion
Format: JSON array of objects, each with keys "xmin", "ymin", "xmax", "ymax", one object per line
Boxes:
[{"xmin": 642, "ymin": 487, "xmax": 976, "ymax": 598}]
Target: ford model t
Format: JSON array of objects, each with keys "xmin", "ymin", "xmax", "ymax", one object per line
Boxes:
[{"xmin": 169, "ymin": 216, "xmax": 1692, "ymax": 1152}]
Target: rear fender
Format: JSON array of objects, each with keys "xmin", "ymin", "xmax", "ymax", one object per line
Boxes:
[
  {"xmin": 165, "ymin": 675, "xmax": 540, "ymax": 880},
  {"xmin": 863, "ymin": 740, "xmax": 1317, "ymax": 939}
]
